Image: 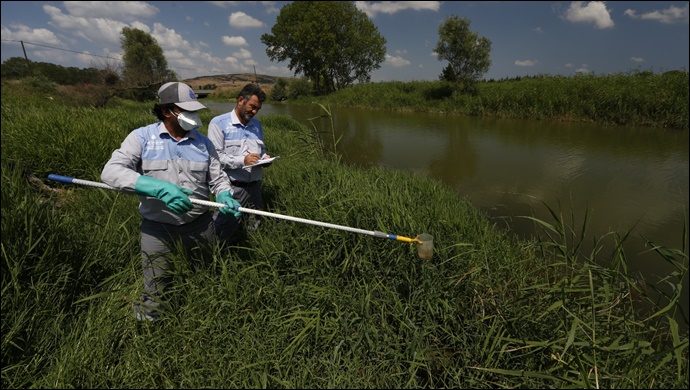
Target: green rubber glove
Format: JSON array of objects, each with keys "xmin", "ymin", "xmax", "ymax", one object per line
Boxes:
[
  {"xmin": 135, "ymin": 176, "xmax": 193, "ymax": 214},
  {"xmin": 216, "ymin": 191, "xmax": 242, "ymax": 218}
]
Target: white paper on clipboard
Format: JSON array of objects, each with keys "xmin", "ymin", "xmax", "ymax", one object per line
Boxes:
[{"xmin": 243, "ymin": 156, "xmax": 279, "ymax": 169}]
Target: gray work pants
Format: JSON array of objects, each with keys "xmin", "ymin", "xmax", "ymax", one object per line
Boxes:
[
  {"xmin": 136, "ymin": 211, "xmax": 215, "ymax": 320},
  {"xmin": 213, "ymin": 180, "xmax": 264, "ymax": 247}
]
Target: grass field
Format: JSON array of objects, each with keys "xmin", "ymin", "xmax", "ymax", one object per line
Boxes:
[{"xmin": 1, "ymin": 78, "xmax": 688, "ymax": 388}]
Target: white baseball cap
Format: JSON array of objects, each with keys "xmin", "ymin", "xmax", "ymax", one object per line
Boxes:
[{"xmin": 157, "ymin": 82, "xmax": 207, "ymax": 111}]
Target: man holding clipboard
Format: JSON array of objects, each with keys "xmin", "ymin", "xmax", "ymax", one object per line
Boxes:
[{"xmin": 208, "ymin": 83, "xmax": 274, "ymax": 247}]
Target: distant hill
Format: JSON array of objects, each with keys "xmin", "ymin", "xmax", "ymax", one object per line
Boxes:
[{"xmin": 182, "ymin": 73, "xmax": 279, "ymax": 95}]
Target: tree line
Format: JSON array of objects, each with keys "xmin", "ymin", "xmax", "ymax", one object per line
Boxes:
[{"xmin": 1, "ymin": 57, "xmax": 117, "ymax": 86}]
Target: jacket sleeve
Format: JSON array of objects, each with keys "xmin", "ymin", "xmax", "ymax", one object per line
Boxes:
[
  {"xmin": 206, "ymin": 139, "xmax": 233, "ymax": 196},
  {"xmin": 101, "ymin": 131, "xmax": 142, "ymax": 193},
  {"xmin": 208, "ymin": 121, "xmax": 245, "ymax": 169}
]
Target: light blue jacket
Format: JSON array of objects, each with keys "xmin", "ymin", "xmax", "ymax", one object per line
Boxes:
[
  {"xmin": 101, "ymin": 122, "xmax": 232, "ymax": 225},
  {"xmin": 207, "ymin": 109, "xmax": 266, "ymax": 183}
]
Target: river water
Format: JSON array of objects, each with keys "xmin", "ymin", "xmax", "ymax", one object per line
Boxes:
[{"xmin": 205, "ymin": 101, "xmax": 689, "ymax": 318}]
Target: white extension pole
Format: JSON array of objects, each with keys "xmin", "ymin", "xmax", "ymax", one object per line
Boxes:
[{"xmin": 46, "ymin": 174, "xmax": 419, "ymax": 243}]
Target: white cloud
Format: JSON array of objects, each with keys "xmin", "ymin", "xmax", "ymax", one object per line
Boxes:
[
  {"xmin": 1, "ymin": 23, "xmax": 62, "ymax": 45},
  {"xmin": 223, "ymin": 55, "xmax": 252, "ymax": 73},
  {"xmin": 232, "ymin": 48, "xmax": 253, "ymax": 59},
  {"xmin": 198, "ymin": 51, "xmax": 222, "ymax": 67},
  {"xmin": 130, "ymin": 21, "xmax": 150, "ymax": 33},
  {"xmin": 165, "ymin": 49, "xmax": 186, "ymax": 62},
  {"xmin": 564, "ymin": 1, "xmax": 614, "ymax": 29},
  {"xmin": 0, "ymin": 21, "xmax": 72, "ymax": 64},
  {"xmin": 355, "ymin": 1, "xmax": 441, "ymax": 18},
  {"xmin": 228, "ymin": 12, "xmax": 264, "ymax": 28},
  {"xmin": 224, "ymin": 56, "xmax": 239, "ymax": 65},
  {"xmin": 515, "ymin": 59, "xmax": 538, "ymax": 67},
  {"xmin": 209, "ymin": 1, "xmax": 242, "ymax": 8},
  {"xmin": 210, "ymin": 0, "xmax": 279, "ymax": 12},
  {"xmin": 152, "ymin": 22, "xmax": 191, "ymax": 51},
  {"xmin": 63, "ymin": 1, "xmax": 158, "ymax": 21},
  {"xmin": 222, "ymin": 36, "xmax": 248, "ymax": 46},
  {"xmin": 31, "ymin": 2, "xmax": 258, "ymax": 77},
  {"xmin": 624, "ymin": 3, "xmax": 689, "ymax": 24},
  {"xmin": 630, "ymin": 57, "xmax": 645, "ymax": 63},
  {"xmin": 151, "ymin": 22, "xmax": 225, "ymax": 72},
  {"xmin": 44, "ymin": 4, "xmax": 130, "ymax": 45},
  {"xmin": 574, "ymin": 64, "xmax": 590, "ymax": 74},
  {"xmin": 385, "ymin": 53, "xmax": 411, "ymax": 67}
]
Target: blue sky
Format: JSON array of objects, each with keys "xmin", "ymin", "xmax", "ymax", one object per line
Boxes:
[{"xmin": 1, "ymin": 1, "xmax": 688, "ymax": 82}]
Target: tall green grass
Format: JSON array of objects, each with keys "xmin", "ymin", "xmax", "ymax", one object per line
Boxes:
[
  {"xmin": 2, "ymin": 79, "xmax": 688, "ymax": 388},
  {"xmin": 297, "ymin": 70, "xmax": 689, "ymax": 129}
]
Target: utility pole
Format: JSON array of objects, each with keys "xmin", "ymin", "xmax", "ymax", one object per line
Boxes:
[{"xmin": 20, "ymin": 41, "xmax": 33, "ymax": 77}]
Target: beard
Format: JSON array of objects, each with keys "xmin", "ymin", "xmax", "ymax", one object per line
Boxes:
[{"xmin": 238, "ymin": 105, "xmax": 254, "ymax": 123}]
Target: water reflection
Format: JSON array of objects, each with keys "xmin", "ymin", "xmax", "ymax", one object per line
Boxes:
[
  {"xmin": 205, "ymin": 101, "xmax": 688, "ymax": 243},
  {"xmin": 205, "ymin": 100, "xmax": 689, "ymax": 317},
  {"xmin": 206, "ymin": 102, "xmax": 687, "ymax": 238}
]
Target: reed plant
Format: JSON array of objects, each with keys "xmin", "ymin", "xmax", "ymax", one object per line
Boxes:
[
  {"xmin": 2, "ymin": 78, "xmax": 687, "ymax": 388},
  {"xmin": 297, "ymin": 70, "xmax": 689, "ymax": 129}
]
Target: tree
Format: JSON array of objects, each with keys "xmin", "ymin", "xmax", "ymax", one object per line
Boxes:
[
  {"xmin": 120, "ymin": 27, "xmax": 176, "ymax": 101},
  {"xmin": 434, "ymin": 16, "xmax": 492, "ymax": 92},
  {"xmin": 288, "ymin": 77, "xmax": 313, "ymax": 99},
  {"xmin": 261, "ymin": 2, "xmax": 386, "ymax": 95},
  {"xmin": 1, "ymin": 57, "xmax": 108, "ymax": 85},
  {"xmin": 270, "ymin": 77, "xmax": 288, "ymax": 101},
  {"xmin": 1, "ymin": 57, "xmax": 31, "ymax": 79},
  {"xmin": 89, "ymin": 57, "xmax": 121, "ymax": 87},
  {"xmin": 439, "ymin": 64, "xmax": 457, "ymax": 82}
]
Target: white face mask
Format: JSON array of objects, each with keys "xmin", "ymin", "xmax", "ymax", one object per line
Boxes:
[{"xmin": 172, "ymin": 110, "xmax": 202, "ymax": 131}]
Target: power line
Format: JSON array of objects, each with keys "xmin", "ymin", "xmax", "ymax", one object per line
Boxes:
[{"xmin": 2, "ymin": 39, "xmax": 118, "ymax": 60}]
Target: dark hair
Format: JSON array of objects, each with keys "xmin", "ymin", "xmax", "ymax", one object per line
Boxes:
[
  {"xmin": 152, "ymin": 103, "xmax": 175, "ymax": 121},
  {"xmin": 238, "ymin": 83, "xmax": 266, "ymax": 103}
]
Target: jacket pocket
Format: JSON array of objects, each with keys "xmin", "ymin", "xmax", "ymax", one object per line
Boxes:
[
  {"xmin": 141, "ymin": 160, "xmax": 168, "ymax": 179},
  {"xmin": 189, "ymin": 161, "xmax": 208, "ymax": 184}
]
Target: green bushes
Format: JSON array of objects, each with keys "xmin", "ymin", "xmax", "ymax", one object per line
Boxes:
[{"xmin": 299, "ymin": 71, "xmax": 688, "ymax": 129}]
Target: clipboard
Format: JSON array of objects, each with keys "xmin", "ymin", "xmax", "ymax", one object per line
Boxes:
[{"xmin": 243, "ymin": 156, "xmax": 279, "ymax": 169}]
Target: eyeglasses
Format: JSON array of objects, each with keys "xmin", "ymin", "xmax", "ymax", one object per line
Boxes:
[{"xmin": 247, "ymin": 102, "xmax": 261, "ymax": 112}]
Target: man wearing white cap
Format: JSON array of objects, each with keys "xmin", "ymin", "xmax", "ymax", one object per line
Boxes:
[{"xmin": 101, "ymin": 81, "xmax": 242, "ymax": 322}]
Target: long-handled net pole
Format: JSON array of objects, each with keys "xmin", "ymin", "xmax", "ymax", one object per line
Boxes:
[{"xmin": 47, "ymin": 174, "xmax": 422, "ymax": 244}]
